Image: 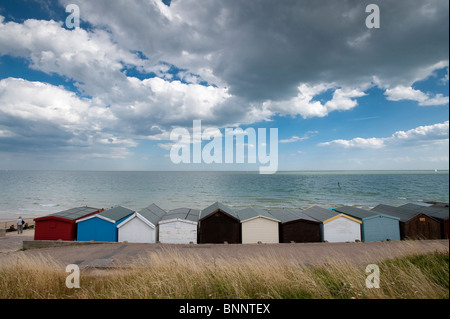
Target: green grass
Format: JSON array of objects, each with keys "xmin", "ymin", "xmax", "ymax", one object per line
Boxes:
[{"xmin": 0, "ymin": 250, "xmax": 448, "ymax": 299}]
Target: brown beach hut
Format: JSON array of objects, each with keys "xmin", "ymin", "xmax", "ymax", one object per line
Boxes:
[
  {"xmin": 269, "ymin": 208, "xmax": 321, "ymax": 243},
  {"xmin": 198, "ymin": 202, "xmax": 241, "ymax": 244},
  {"xmin": 400, "ymin": 203, "xmax": 449, "ymax": 239},
  {"xmin": 371, "ymin": 204, "xmax": 441, "ymax": 240},
  {"xmin": 34, "ymin": 206, "xmax": 104, "ymax": 241}
]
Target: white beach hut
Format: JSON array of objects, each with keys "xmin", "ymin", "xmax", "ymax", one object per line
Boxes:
[
  {"xmin": 302, "ymin": 206, "xmax": 361, "ymax": 243},
  {"xmin": 117, "ymin": 203, "xmax": 166, "ymax": 243},
  {"xmin": 158, "ymin": 208, "xmax": 200, "ymax": 244},
  {"xmin": 237, "ymin": 207, "xmax": 280, "ymax": 244}
]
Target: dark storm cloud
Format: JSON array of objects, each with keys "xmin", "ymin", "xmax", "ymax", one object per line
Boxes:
[{"xmin": 60, "ymin": 0, "xmax": 448, "ymax": 102}]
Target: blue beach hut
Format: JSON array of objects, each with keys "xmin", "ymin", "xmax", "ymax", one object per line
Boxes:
[
  {"xmin": 76, "ymin": 206, "xmax": 135, "ymax": 242},
  {"xmin": 332, "ymin": 206, "xmax": 400, "ymax": 242}
]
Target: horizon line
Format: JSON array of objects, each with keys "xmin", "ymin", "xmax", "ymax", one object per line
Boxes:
[{"xmin": 1, "ymin": 169, "xmax": 449, "ymax": 173}]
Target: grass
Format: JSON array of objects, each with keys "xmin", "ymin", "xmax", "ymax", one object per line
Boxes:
[{"xmin": 0, "ymin": 249, "xmax": 448, "ymax": 299}]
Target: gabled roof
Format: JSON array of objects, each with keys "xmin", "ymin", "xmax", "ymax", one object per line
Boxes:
[
  {"xmin": 333, "ymin": 206, "xmax": 377, "ymax": 220},
  {"xmin": 333, "ymin": 206, "xmax": 400, "ymax": 221},
  {"xmin": 400, "ymin": 203, "xmax": 449, "ymax": 221},
  {"xmin": 237, "ymin": 207, "xmax": 280, "ymax": 223},
  {"xmin": 98, "ymin": 206, "xmax": 135, "ymax": 223},
  {"xmin": 302, "ymin": 205, "xmax": 361, "ymax": 224},
  {"xmin": 371, "ymin": 204, "xmax": 420, "ymax": 223},
  {"xmin": 34, "ymin": 207, "xmax": 102, "ymax": 222},
  {"xmin": 269, "ymin": 208, "xmax": 319, "ymax": 224},
  {"xmin": 199, "ymin": 202, "xmax": 239, "ymax": 221},
  {"xmin": 400, "ymin": 203, "xmax": 434, "ymax": 213},
  {"xmin": 160, "ymin": 207, "xmax": 200, "ymax": 223},
  {"xmin": 137, "ymin": 203, "xmax": 167, "ymax": 226},
  {"xmin": 426, "ymin": 210, "xmax": 450, "ymax": 221},
  {"xmin": 301, "ymin": 206, "xmax": 337, "ymax": 222},
  {"xmin": 186, "ymin": 208, "xmax": 201, "ymax": 223},
  {"xmin": 77, "ymin": 206, "xmax": 134, "ymax": 224}
]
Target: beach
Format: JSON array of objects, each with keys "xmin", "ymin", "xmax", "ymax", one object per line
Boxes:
[{"xmin": 0, "ymin": 219, "xmax": 35, "ymax": 231}]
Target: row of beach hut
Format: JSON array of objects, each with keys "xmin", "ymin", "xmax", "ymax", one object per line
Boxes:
[{"xmin": 33, "ymin": 201, "xmax": 449, "ymax": 244}]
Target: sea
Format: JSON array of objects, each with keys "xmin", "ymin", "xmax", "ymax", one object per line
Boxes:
[{"xmin": 0, "ymin": 170, "xmax": 448, "ymax": 221}]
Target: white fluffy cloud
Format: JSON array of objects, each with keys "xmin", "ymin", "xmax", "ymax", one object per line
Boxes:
[
  {"xmin": 280, "ymin": 131, "xmax": 318, "ymax": 144},
  {"xmin": 263, "ymin": 83, "xmax": 366, "ymax": 119},
  {"xmin": 0, "ymin": 15, "xmax": 234, "ymax": 131},
  {"xmin": 0, "ymin": 16, "xmax": 142, "ymax": 95},
  {"xmin": 320, "ymin": 137, "xmax": 386, "ymax": 149},
  {"xmin": 0, "ymin": 78, "xmax": 110, "ymax": 124},
  {"xmin": 385, "ymin": 85, "xmax": 449, "ymax": 106},
  {"xmin": 320, "ymin": 121, "xmax": 449, "ymax": 149},
  {"xmin": 115, "ymin": 77, "xmax": 231, "ymax": 127},
  {"xmin": 0, "ymin": 78, "xmax": 139, "ymax": 157},
  {"xmin": 391, "ymin": 121, "xmax": 449, "ymax": 143}
]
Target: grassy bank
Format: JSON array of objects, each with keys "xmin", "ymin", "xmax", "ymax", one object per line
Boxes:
[{"xmin": 0, "ymin": 250, "xmax": 448, "ymax": 299}]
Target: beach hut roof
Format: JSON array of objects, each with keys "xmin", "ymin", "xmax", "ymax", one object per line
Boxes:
[
  {"xmin": 200, "ymin": 202, "xmax": 239, "ymax": 221},
  {"xmin": 237, "ymin": 207, "xmax": 280, "ymax": 223},
  {"xmin": 399, "ymin": 203, "xmax": 449, "ymax": 221},
  {"xmin": 302, "ymin": 205, "xmax": 361, "ymax": 224},
  {"xmin": 333, "ymin": 206, "xmax": 378, "ymax": 220},
  {"xmin": 36, "ymin": 207, "xmax": 101, "ymax": 221},
  {"xmin": 137, "ymin": 203, "xmax": 167, "ymax": 226},
  {"xmin": 269, "ymin": 208, "xmax": 318, "ymax": 224},
  {"xmin": 333, "ymin": 206, "xmax": 400, "ymax": 222},
  {"xmin": 370, "ymin": 204, "xmax": 418, "ymax": 223},
  {"xmin": 185, "ymin": 209, "xmax": 201, "ymax": 222},
  {"xmin": 426, "ymin": 210, "xmax": 449, "ymax": 221},
  {"xmin": 161, "ymin": 207, "xmax": 200, "ymax": 223},
  {"xmin": 98, "ymin": 206, "xmax": 135, "ymax": 223},
  {"xmin": 301, "ymin": 206, "xmax": 337, "ymax": 222}
]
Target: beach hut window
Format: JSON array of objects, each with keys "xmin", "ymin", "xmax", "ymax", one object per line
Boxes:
[{"xmin": 419, "ymin": 217, "xmax": 426, "ymax": 222}]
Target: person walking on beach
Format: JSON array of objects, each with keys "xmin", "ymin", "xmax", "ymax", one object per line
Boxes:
[{"xmin": 17, "ymin": 217, "xmax": 24, "ymax": 234}]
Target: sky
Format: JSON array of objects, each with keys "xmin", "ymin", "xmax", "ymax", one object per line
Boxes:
[{"xmin": 0, "ymin": 0, "xmax": 448, "ymax": 171}]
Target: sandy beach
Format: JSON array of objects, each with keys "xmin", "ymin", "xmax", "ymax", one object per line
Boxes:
[{"xmin": 0, "ymin": 218, "xmax": 35, "ymax": 231}]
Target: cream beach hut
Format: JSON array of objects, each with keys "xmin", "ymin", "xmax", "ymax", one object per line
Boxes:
[
  {"xmin": 237, "ymin": 207, "xmax": 280, "ymax": 244},
  {"xmin": 158, "ymin": 208, "xmax": 200, "ymax": 244},
  {"xmin": 302, "ymin": 205, "xmax": 362, "ymax": 243},
  {"xmin": 117, "ymin": 203, "xmax": 166, "ymax": 243}
]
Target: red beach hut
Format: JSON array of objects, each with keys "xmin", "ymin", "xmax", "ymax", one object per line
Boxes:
[{"xmin": 34, "ymin": 206, "xmax": 104, "ymax": 241}]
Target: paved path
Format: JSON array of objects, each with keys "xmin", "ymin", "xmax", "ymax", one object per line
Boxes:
[
  {"xmin": 0, "ymin": 229, "xmax": 448, "ymax": 270},
  {"xmin": 0, "ymin": 229, "xmax": 34, "ymax": 253}
]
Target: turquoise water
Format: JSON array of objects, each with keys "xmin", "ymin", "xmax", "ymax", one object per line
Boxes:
[{"xmin": 0, "ymin": 170, "xmax": 448, "ymax": 221}]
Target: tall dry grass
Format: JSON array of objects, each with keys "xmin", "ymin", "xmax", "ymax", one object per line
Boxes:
[{"xmin": 0, "ymin": 248, "xmax": 448, "ymax": 299}]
